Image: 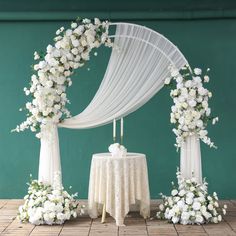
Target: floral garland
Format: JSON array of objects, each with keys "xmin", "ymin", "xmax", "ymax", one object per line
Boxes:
[
  {"xmin": 13, "ymin": 18, "xmax": 112, "ymax": 138},
  {"xmin": 164, "ymin": 65, "xmax": 218, "ymax": 149},
  {"xmin": 157, "ymin": 169, "xmax": 227, "ymax": 224},
  {"xmin": 18, "ymin": 172, "xmax": 81, "ymax": 225}
]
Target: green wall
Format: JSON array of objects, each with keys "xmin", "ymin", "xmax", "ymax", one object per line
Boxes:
[{"xmin": 0, "ymin": 9, "xmax": 235, "ymax": 199}]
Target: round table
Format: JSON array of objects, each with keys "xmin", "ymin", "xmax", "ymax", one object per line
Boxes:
[{"xmin": 88, "ymin": 153, "xmax": 150, "ymax": 226}]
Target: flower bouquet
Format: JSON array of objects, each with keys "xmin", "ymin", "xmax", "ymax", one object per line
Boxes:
[
  {"xmin": 157, "ymin": 169, "xmax": 227, "ymax": 224},
  {"xmin": 18, "ymin": 172, "xmax": 80, "ymax": 225},
  {"xmin": 165, "ymin": 65, "xmax": 218, "ymax": 149}
]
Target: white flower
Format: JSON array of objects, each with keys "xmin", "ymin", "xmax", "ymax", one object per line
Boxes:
[
  {"xmin": 188, "ymin": 100, "xmax": 196, "ymax": 107},
  {"xmin": 218, "ymin": 215, "xmax": 222, "ymax": 221},
  {"xmin": 193, "ymin": 202, "xmax": 201, "ymax": 211},
  {"xmin": 179, "ymin": 190, "xmax": 186, "ymax": 197},
  {"xmin": 212, "ymin": 217, "xmax": 218, "ymax": 223},
  {"xmin": 159, "ymin": 204, "xmax": 164, "ymax": 211},
  {"xmin": 171, "ymin": 189, "xmax": 178, "ymax": 196},
  {"xmin": 212, "ymin": 117, "xmax": 219, "ymax": 125},
  {"xmin": 194, "ymin": 68, "xmax": 202, "ymax": 75},
  {"xmin": 34, "ymin": 51, "xmax": 40, "ymax": 60},
  {"xmin": 185, "ymin": 80, "xmax": 192, "ymax": 87},
  {"xmin": 204, "ymin": 75, "xmax": 210, "ymax": 83},
  {"xmin": 94, "ymin": 18, "xmax": 101, "ymax": 25},
  {"xmin": 208, "ymin": 204, "xmax": 213, "ymax": 211},
  {"xmin": 195, "ymin": 214, "xmax": 204, "ymax": 223},
  {"xmin": 71, "ymin": 22, "xmax": 77, "ymax": 28},
  {"xmin": 196, "ymin": 120, "xmax": 203, "ymax": 128},
  {"xmin": 186, "ymin": 197, "xmax": 193, "ymax": 205},
  {"xmin": 171, "ymin": 68, "xmax": 179, "ymax": 77},
  {"xmin": 165, "ymin": 77, "xmax": 171, "ymax": 85},
  {"xmin": 172, "ymin": 216, "xmax": 179, "ymax": 224}
]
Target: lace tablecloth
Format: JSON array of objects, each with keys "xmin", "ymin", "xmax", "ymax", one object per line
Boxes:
[{"xmin": 88, "ymin": 153, "xmax": 150, "ymax": 226}]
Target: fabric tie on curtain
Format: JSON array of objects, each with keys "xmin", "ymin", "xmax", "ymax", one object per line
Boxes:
[{"xmin": 39, "ymin": 23, "xmax": 188, "ymax": 185}]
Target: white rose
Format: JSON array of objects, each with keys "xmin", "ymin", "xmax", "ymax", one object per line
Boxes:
[
  {"xmin": 71, "ymin": 48, "xmax": 78, "ymax": 55},
  {"xmin": 188, "ymin": 100, "xmax": 196, "ymax": 107},
  {"xmin": 172, "ymin": 216, "xmax": 179, "ymax": 224},
  {"xmin": 181, "ymin": 212, "xmax": 190, "ymax": 221},
  {"xmin": 208, "ymin": 204, "xmax": 213, "ymax": 211},
  {"xmin": 176, "ymin": 76, "xmax": 183, "ymax": 83},
  {"xmin": 196, "ymin": 120, "xmax": 203, "ymax": 128},
  {"xmin": 194, "ymin": 68, "xmax": 202, "ymax": 75},
  {"xmin": 195, "ymin": 214, "xmax": 204, "ymax": 223},
  {"xmin": 94, "ymin": 18, "xmax": 101, "ymax": 25},
  {"xmin": 71, "ymin": 22, "xmax": 77, "ymax": 28},
  {"xmin": 46, "ymin": 80, "xmax": 53, "ymax": 88},
  {"xmin": 186, "ymin": 197, "xmax": 193, "ymax": 205},
  {"xmin": 171, "ymin": 189, "xmax": 178, "ymax": 196},
  {"xmin": 164, "ymin": 77, "xmax": 171, "ymax": 85},
  {"xmin": 193, "ymin": 76, "xmax": 202, "ymax": 84},
  {"xmin": 159, "ymin": 204, "xmax": 164, "ymax": 211},
  {"xmin": 177, "ymin": 200, "xmax": 185, "ymax": 208},
  {"xmin": 66, "ymin": 29, "xmax": 72, "ymax": 36},
  {"xmin": 192, "ymin": 202, "xmax": 201, "ymax": 211},
  {"xmin": 72, "ymin": 39, "xmax": 80, "ymax": 47},
  {"xmin": 171, "ymin": 68, "xmax": 179, "ymax": 77},
  {"xmin": 179, "ymin": 190, "xmax": 186, "ymax": 196},
  {"xmin": 198, "ymin": 87, "xmax": 207, "ymax": 96},
  {"xmin": 204, "ymin": 75, "xmax": 210, "ymax": 83},
  {"xmin": 185, "ymin": 80, "xmax": 192, "ymax": 87},
  {"xmin": 189, "ymin": 89, "xmax": 196, "ymax": 97}
]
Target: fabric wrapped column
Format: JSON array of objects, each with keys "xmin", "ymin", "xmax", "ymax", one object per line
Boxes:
[
  {"xmin": 180, "ymin": 134, "xmax": 202, "ymax": 183},
  {"xmin": 38, "ymin": 123, "xmax": 61, "ymax": 185}
]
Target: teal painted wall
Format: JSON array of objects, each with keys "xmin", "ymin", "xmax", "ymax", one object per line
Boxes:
[{"xmin": 0, "ymin": 16, "xmax": 235, "ymax": 199}]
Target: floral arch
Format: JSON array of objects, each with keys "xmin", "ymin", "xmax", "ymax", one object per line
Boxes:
[{"xmin": 14, "ymin": 18, "xmax": 222, "ymax": 225}]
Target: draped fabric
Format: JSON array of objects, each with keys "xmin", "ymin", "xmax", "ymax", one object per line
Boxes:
[
  {"xmin": 59, "ymin": 23, "xmax": 188, "ymax": 129},
  {"xmin": 180, "ymin": 134, "xmax": 202, "ymax": 183},
  {"xmin": 38, "ymin": 23, "xmax": 189, "ymax": 185}
]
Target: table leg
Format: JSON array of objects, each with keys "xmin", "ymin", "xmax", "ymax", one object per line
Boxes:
[{"xmin": 101, "ymin": 203, "xmax": 106, "ymax": 223}]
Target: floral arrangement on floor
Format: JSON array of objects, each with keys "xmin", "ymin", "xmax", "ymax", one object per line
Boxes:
[
  {"xmin": 13, "ymin": 18, "xmax": 112, "ymax": 138},
  {"xmin": 157, "ymin": 169, "xmax": 227, "ymax": 224},
  {"xmin": 164, "ymin": 65, "xmax": 218, "ymax": 149},
  {"xmin": 18, "ymin": 172, "xmax": 80, "ymax": 225}
]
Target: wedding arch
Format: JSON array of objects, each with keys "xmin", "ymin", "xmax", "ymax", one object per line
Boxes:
[
  {"xmin": 15, "ymin": 18, "xmax": 224, "ymax": 226},
  {"xmin": 41, "ymin": 22, "xmax": 190, "ymax": 185},
  {"xmin": 15, "ymin": 19, "xmax": 202, "ymax": 185}
]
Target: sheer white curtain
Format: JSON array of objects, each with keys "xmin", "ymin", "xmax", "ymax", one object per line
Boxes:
[{"xmin": 39, "ymin": 23, "xmax": 189, "ymax": 185}]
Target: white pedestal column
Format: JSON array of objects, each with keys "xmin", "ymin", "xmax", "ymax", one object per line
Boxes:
[
  {"xmin": 180, "ymin": 134, "xmax": 202, "ymax": 183},
  {"xmin": 38, "ymin": 124, "xmax": 61, "ymax": 186}
]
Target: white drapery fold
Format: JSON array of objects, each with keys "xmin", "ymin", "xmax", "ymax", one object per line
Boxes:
[
  {"xmin": 39, "ymin": 23, "xmax": 188, "ymax": 185},
  {"xmin": 180, "ymin": 134, "xmax": 202, "ymax": 183},
  {"xmin": 59, "ymin": 23, "xmax": 188, "ymax": 129}
]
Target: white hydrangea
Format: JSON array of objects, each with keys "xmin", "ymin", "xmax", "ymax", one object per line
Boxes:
[
  {"xmin": 165, "ymin": 65, "xmax": 218, "ymax": 149},
  {"xmin": 13, "ymin": 18, "xmax": 112, "ymax": 138}
]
